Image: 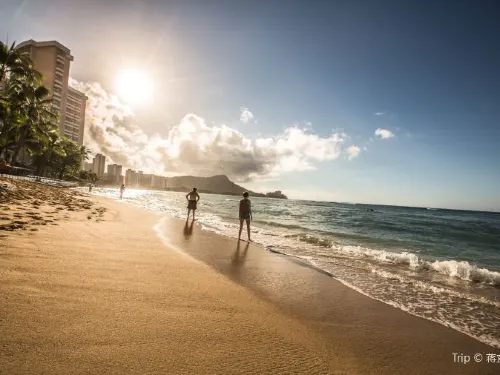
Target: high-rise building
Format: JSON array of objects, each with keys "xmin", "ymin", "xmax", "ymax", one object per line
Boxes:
[
  {"xmin": 107, "ymin": 164, "xmax": 116, "ymax": 176},
  {"xmin": 16, "ymin": 40, "xmax": 87, "ymax": 145},
  {"xmin": 65, "ymin": 87, "xmax": 87, "ymax": 144},
  {"xmin": 125, "ymin": 169, "xmax": 133, "ymax": 185},
  {"xmin": 106, "ymin": 164, "xmax": 123, "ymax": 184},
  {"xmin": 115, "ymin": 165, "xmax": 123, "ymax": 184},
  {"xmin": 92, "ymin": 154, "xmax": 105, "ymax": 177},
  {"xmin": 152, "ymin": 175, "xmax": 167, "ymax": 189},
  {"xmin": 125, "ymin": 169, "xmax": 138, "ymax": 187},
  {"xmin": 139, "ymin": 173, "xmax": 153, "ymax": 188}
]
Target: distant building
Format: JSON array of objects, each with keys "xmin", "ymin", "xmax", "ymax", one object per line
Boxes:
[
  {"xmin": 107, "ymin": 164, "xmax": 117, "ymax": 182},
  {"xmin": 107, "ymin": 164, "xmax": 123, "ymax": 184},
  {"xmin": 152, "ymin": 174, "xmax": 167, "ymax": 189},
  {"xmin": 125, "ymin": 169, "xmax": 138, "ymax": 187},
  {"xmin": 16, "ymin": 40, "xmax": 87, "ymax": 145},
  {"xmin": 119, "ymin": 169, "xmax": 172, "ymax": 189},
  {"xmin": 116, "ymin": 165, "xmax": 123, "ymax": 184},
  {"xmin": 92, "ymin": 153, "xmax": 105, "ymax": 177},
  {"xmin": 139, "ymin": 173, "xmax": 153, "ymax": 188}
]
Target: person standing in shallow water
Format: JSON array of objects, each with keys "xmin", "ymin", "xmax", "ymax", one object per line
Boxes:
[
  {"xmin": 120, "ymin": 184, "xmax": 125, "ymax": 199},
  {"xmin": 238, "ymin": 192, "xmax": 252, "ymax": 242},
  {"xmin": 186, "ymin": 187, "xmax": 200, "ymax": 221}
]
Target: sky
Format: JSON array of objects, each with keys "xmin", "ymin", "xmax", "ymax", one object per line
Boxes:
[{"xmin": 1, "ymin": 0, "xmax": 499, "ymax": 211}]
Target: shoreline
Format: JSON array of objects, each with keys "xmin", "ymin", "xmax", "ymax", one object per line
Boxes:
[
  {"xmin": 1, "ymin": 182, "xmax": 498, "ymax": 374},
  {"xmin": 91, "ymin": 186, "xmax": 500, "ymax": 349},
  {"xmin": 155, "ymin": 215, "xmax": 497, "ymax": 374}
]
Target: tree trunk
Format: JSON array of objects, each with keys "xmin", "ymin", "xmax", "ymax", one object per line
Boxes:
[
  {"xmin": 58, "ymin": 161, "xmax": 67, "ymax": 180},
  {"xmin": 37, "ymin": 150, "xmax": 51, "ymax": 176},
  {"xmin": 10, "ymin": 124, "xmax": 29, "ymax": 165},
  {"xmin": 0, "ymin": 146, "xmax": 6, "ymax": 160}
]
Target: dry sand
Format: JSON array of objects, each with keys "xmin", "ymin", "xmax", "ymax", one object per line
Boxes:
[
  {"xmin": 0, "ymin": 180, "xmax": 498, "ymax": 374},
  {"xmin": 1, "ymin": 181, "xmax": 350, "ymax": 374}
]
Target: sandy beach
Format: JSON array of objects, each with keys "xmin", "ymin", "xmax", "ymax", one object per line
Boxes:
[{"xmin": 0, "ymin": 180, "xmax": 497, "ymax": 374}]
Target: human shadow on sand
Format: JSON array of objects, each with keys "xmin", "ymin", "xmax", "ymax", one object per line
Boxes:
[
  {"xmin": 183, "ymin": 220, "xmax": 194, "ymax": 239},
  {"xmin": 230, "ymin": 241, "xmax": 250, "ymax": 277}
]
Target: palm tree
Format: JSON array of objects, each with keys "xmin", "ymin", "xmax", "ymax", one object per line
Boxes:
[
  {"xmin": 29, "ymin": 124, "xmax": 62, "ymax": 176},
  {"xmin": 0, "ymin": 41, "xmax": 35, "ymax": 84},
  {"xmin": 0, "ymin": 76, "xmax": 26, "ymax": 160},
  {"xmin": 55, "ymin": 138, "xmax": 85, "ymax": 180},
  {"xmin": 9, "ymin": 80, "xmax": 54, "ymax": 165},
  {"xmin": 80, "ymin": 144, "xmax": 91, "ymax": 164}
]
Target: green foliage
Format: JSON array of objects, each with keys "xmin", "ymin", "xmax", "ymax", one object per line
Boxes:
[
  {"xmin": 0, "ymin": 40, "xmax": 89, "ymax": 180},
  {"xmin": 0, "ymin": 41, "xmax": 37, "ymax": 84},
  {"xmin": 79, "ymin": 169, "xmax": 98, "ymax": 183}
]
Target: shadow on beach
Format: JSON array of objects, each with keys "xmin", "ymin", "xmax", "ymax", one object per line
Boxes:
[
  {"xmin": 183, "ymin": 220, "xmax": 194, "ymax": 239},
  {"xmin": 230, "ymin": 241, "xmax": 250, "ymax": 276}
]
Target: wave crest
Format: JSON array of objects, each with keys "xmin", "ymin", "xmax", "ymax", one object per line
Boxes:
[
  {"xmin": 429, "ymin": 260, "xmax": 500, "ymax": 286},
  {"xmin": 288, "ymin": 233, "xmax": 500, "ymax": 286}
]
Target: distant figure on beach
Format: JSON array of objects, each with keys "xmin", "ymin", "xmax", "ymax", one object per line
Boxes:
[
  {"xmin": 88, "ymin": 183, "xmax": 92, "ymax": 193},
  {"xmin": 186, "ymin": 187, "xmax": 200, "ymax": 221},
  {"xmin": 238, "ymin": 192, "xmax": 252, "ymax": 242},
  {"xmin": 120, "ymin": 184, "xmax": 125, "ymax": 199}
]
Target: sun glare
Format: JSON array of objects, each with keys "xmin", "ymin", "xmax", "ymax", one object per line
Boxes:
[{"xmin": 115, "ymin": 69, "xmax": 153, "ymax": 106}]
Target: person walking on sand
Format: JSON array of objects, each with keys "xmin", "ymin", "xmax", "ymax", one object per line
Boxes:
[
  {"xmin": 238, "ymin": 192, "xmax": 252, "ymax": 242},
  {"xmin": 120, "ymin": 184, "xmax": 125, "ymax": 199},
  {"xmin": 186, "ymin": 187, "xmax": 200, "ymax": 221},
  {"xmin": 88, "ymin": 183, "xmax": 92, "ymax": 193}
]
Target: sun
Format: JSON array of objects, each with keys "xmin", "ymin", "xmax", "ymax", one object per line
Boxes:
[{"xmin": 115, "ymin": 69, "xmax": 153, "ymax": 106}]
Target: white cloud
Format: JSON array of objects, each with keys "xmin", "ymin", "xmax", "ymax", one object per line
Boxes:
[
  {"xmin": 71, "ymin": 79, "xmax": 347, "ymax": 181},
  {"xmin": 374, "ymin": 112, "xmax": 385, "ymax": 116},
  {"xmin": 345, "ymin": 145, "xmax": 361, "ymax": 160},
  {"xmin": 240, "ymin": 107, "xmax": 254, "ymax": 123},
  {"xmin": 375, "ymin": 128, "xmax": 395, "ymax": 139}
]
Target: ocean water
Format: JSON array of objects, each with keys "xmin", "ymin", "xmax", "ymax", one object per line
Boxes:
[{"xmin": 89, "ymin": 188, "xmax": 500, "ymax": 348}]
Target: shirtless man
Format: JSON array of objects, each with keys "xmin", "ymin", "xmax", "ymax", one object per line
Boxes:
[
  {"xmin": 238, "ymin": 192, "xmax": 252, "ymax": 242},
  {"xmin": 186, "ymin": 187, "xmax": 200, "ymax": 221}
]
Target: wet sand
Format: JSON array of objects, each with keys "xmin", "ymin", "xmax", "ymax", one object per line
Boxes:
[
  {"xmin": 0, "ymin": 181, "xmax": 497, "ymax": 374},
  {"xmin": 158, "ymin": 217, "xmax": 498, "ymax": 375}
]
